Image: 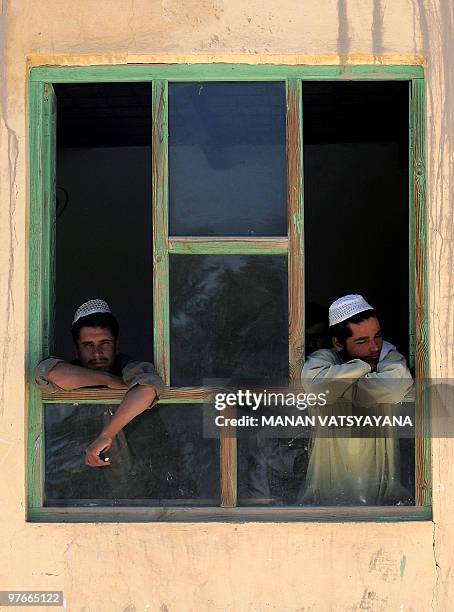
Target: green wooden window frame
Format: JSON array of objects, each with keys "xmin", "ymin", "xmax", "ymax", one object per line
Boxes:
[{"xmin": 28, "ymin": 64, "xmax": 430, "ymax": 522}]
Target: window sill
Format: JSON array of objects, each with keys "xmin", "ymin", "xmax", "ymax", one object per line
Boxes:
[
  {"xmin": 41, "ymin": 387, "xmax": 417, "ymax": 404},
  {"xmin": 41, "ymin": 386, "xmax": 209, "ymax": 403},
  {"xmin": 28, "ymin": 505, "xmax": 431, "ymax": 523}
]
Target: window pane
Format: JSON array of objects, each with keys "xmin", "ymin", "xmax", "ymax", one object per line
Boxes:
[
  {"xmin": 169, "ymin": 82, "xmax": 287, "ymax": 236},
  {"xmin": 170, "ymin": 255, "xmax": 289, "ymax": 386},
  {"xmin": 238, "ymin": 426, "xmax": 308, "ymax": 506},
  {"xmin": 237, "ymin": 407, "xmax": 415, "ymax": 507},
  {"xmin": 44, "ymin": 403, "xmax": 219, "ymax": 505}
]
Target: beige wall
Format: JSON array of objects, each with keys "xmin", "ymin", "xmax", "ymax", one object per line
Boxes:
[{"xmin": 1, "ymin": 1, "xmax": 453, "ymax": 610}]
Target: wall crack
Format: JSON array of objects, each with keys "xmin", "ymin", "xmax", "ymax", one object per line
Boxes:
[
  {"xmin": 0, "ymin": 0, "xmax": 19, "ymax": 417},
  {"xmin": 432, "ymin": 520, "xmax": 441, "ymax": 612}
]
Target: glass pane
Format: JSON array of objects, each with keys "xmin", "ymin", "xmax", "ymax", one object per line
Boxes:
[
  {"xmin": 170, "ymin": 255, "xmax": 289, "ymax": 386},
  {"xmin": 169, "ymin": 82, "xmax": 287, "ymax": 236},
  {"xmin": 44, "ymin": 403, "xmax": 219, "ymax": 505},
  {"xmin": 237, "ymin": 405, "xmax": 415, "ymax": 507},
  {"xmin": 238, "ymin": 426, "xmax": 309, "ymax": 506}
]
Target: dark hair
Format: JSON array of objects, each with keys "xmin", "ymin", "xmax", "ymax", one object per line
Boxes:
[
  {"xmin": 71, "ymin": 312, "xmax": 119, "ymax": 343},
  {"xmin": 329, "ymin": 309, "xmax": 377, "ymax": 345}
]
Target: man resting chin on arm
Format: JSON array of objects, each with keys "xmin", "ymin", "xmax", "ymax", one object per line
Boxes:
[
  {"xmin": 35, "ymin": 299, "xmax": 164, "ymax": 468},
  {"xmin": 300, "ymin": 294, "xmax": 413, "ymax": 506}
]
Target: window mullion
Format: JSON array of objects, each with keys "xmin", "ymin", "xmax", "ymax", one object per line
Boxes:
[
  {"xmin": 152, "ymin": 80, "xmax": 170, "ymax": 386},
  {"xmin": 286, "ymin": 79, "xmax": 305, "ymax": 385},
  {"xmin": 220, "ymin": 406, "xmax": 237, "ymax": 507}
]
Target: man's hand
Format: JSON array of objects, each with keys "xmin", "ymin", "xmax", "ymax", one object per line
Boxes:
[
  {"xmin": 85, "ymin": 433, "xmax": 113, "ymax": 467},
  {"xmin": 85, "ymin": 386, "xmax": 157, "ymax": 468}
]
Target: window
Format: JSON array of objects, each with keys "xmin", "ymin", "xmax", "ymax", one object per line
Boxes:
[{"xmin": 28, "ymin": 65, "xmax": 429, "ymax": 521}]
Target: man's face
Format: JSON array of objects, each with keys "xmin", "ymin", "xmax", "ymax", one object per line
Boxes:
[
  {"xmin": 75, "ymin": 326, "xmax": 117, "ymax": 372},
  {"xmin": 333, "ymin": 316, "xmax": 383, "ymax": 366}
]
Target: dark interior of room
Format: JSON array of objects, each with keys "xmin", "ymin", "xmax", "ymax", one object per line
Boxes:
[{"xmin": 303, "ymin": 80, "xmax": 409, "ymax": 359}]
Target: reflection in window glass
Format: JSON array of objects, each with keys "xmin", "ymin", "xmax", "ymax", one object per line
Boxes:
[
  {"xmin": 169, "ymin": 82, "xmax": 287, "ymax": 236},
  {"xmin": 236, "ymin": 406, "xmax": 308, "ymax": 506},
  {"xmin": 237, "ymin": 404, "xmax": 415, "ymax": 507},
  {"xmin": 170, "ymin": 255, "xmax": 289, "ymax": 386},
  {"xmin": 45, "ymin": 403, "xmax": 219, "ymax": 505}
]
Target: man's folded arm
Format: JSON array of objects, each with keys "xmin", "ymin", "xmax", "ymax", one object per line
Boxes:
[
  {"xmin": 356, "ymin": 350, "xmax": 413, "ymax": 405},
  {"xmin": 301, "ymin": 349, "xmax": 371, "ymax": 401},
  {"xmin": 35, "ymin": 357, "xmax": 127, "ymax": 391},
  {"xmin": 121, "ymin": 360, "xmax": 165, "ymax": 396}
]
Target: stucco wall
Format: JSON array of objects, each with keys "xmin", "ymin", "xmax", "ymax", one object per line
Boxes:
[{"xmin": 0, "ymin": 1, "xmax": 453, "ymax": 610}]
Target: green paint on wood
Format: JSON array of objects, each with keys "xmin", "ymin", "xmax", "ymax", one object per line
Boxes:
[
  {"xmin": 28, "ymin": 80, "xmax": 57, "ymax": 510},
  {"xmin": 27, "ymin": 505, "xmax": 432, "ymax": 524},
  {"xmin": 152, "ymin": 81, "xmax": 171, "ymax": 386},
  {"xmin": 400, "ymin": 555, "xmax": 407, "ymax": 581},
  {"xmin": 30, "ymin": 64, "xmax": 424, "ymax": 83},
  {"xmin": 43, "ymin": 397, "xmax": 204, "ymax": 405},
  {"xmin": 43, "ymin": 84, "xmax": 57, "ymax": 356},
  {"xmin": 168, "ymin": 238, "xmax": 288, "ymax": 255},
  {"xmin": 28, "ymin": 80, "xmax": 44, "ymax": 511},
  {"xmin": 286, "ymin": 79, "xmax": 305, "ymax": 383},
  {"xmin": 411, "ymin": 78, "xmax": 431, "ymax": 508},
  {"xmin": 409, "ymin": 81, "xmax": 415, "ymax": 369}
]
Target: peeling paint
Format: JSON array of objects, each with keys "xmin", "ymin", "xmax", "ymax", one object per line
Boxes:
[{"xmin": 400, "ymin": 555, "xmax": 407, "ymax": 581}]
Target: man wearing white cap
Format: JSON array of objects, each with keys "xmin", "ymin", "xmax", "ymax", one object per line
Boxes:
[
  {"xmin": 36, "ymin": 299, "xmax": 164, "ymax": 468},
  {"xmin": 300, "ymin": 294, "xmax": 413, "ymax": 505}
]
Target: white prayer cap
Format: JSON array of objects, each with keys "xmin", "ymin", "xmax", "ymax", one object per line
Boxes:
[
  {"xmin": 328, "ymin": 294, "xmax": 374, "ymax": 327},
  {"xmin": 72, "ymin": 299, "xmax": 112, "ymax": 325}
]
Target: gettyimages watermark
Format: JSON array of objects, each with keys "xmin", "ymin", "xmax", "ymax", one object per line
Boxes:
[
  {"xmin": 213, "ymin": 388, "xmax": 328, "ymax": 411},
  {"xmin": 200, "ymin": 377, "xmax": 454, "ymax": 439}
]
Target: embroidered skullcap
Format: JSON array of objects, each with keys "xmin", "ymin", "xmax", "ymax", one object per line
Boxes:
[
  {"xmin": 72, "ymin": 299, "xmax": 112, "ymax": 325},
  {"xmin": 328, "ymin": 294, "xmax": 374, "ymax": 327}
]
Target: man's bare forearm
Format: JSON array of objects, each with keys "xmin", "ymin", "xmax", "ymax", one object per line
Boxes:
[
  {"xmin": 85, "ymin": 385, "xmax": 158, "ymax": 467},
  {"xmin": 100, "ymin": 385, "xmax": 157, "ymax": 439},
  {"xmin": 47, "ymin": 362, "xmax": 125, "ymax": 390}
]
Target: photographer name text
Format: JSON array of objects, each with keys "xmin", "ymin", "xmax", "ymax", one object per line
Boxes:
[{"xmin": 214, "ymin": 414, "xmax": 413, "ymax": 428}]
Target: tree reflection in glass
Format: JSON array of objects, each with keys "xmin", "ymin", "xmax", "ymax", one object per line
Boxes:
[{"xmin": 170, "ymin": 255, "xmax": 288, "ymax": 386}]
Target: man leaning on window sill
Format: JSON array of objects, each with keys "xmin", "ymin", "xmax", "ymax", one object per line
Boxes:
[{"xmin": 35, "ymin": 299, "xmax": 164, "ymax": 468}]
